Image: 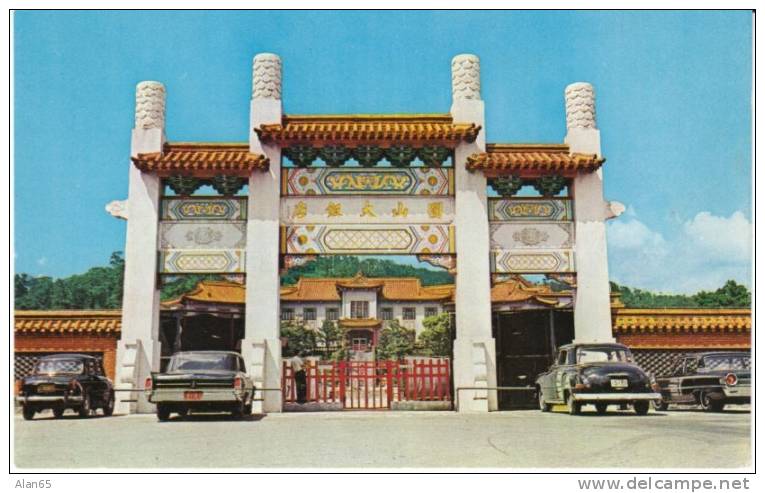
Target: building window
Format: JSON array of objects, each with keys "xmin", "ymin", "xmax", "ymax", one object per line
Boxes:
[
  {"xmin": 281, "ymin": 308, "xmax": 294, "ymax": 321},
  {"xmin": 425, "ymin": 307, "xmax": 438, "ymax": 318},
  {"xmin": 403, "ymin": 307, "xmax": 416, "ymax": 320},
  {"xmin": 326, "ymin": 308, "xmax": 339, "ymax": 321},
  {"xmin": 303, "ymin": 308, "xmax": 316, "ymax": 321},
  {"xmin": 350, "ymin": 301, "xmax": 369, "ymax": 319},
  {"xmin": 381, "ymin": 307, "xmax": 393, "ymax": 320}
]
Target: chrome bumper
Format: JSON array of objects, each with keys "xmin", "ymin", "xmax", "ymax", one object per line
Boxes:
[
  {"xmin": 723, "ymin": 385, "xmax": 751, "ymax": 398},
  {"xmin": 148, "ymin": 389, "xmax": 244, "ymax": 404},
  {"xmin": 16, "ymin": 395, "xmax": 83, "ymax": 404},
  {"xmin": 573, "ymin": 392, "xmax": 662, "ymax": 401}
]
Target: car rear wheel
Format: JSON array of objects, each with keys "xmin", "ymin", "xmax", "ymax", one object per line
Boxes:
[
  {"xmin": 633, "ymin": 401, "xmax": 650, "ymax": 415},
  {"xmin": 53, "ymin": 408, "xmax": 65, "ymax": 419},
  {"xmin": 231, "ymin": 401, "xmax": 246, "ymax": 419},
  {"xmin": 595, "ymin": 403, "xmax": 608, "ymax": 415},
  {"xmin": 566, "ymin": 393, "xmax": 580, "ymax": 416},
  {"xmin": 654, "ymin": 399, "xmax": 669, "ymax": 411},
  {"xmin": 156, "ymin": 404, "xmax": 171, "ymax": 422},
  {"xmin": 102, "ymin": 392, "xmax": 114, "ymax": 416},
  {"xmin": 538, "ymin": 388, "xmax": 550, "ymax": 412},
  {"xmin": 699, "ymin": 391, "xmax": 724, "ymax": 412},
  {"xmin": 22, "ymin": 407, "xmax": 35, "ymax": 421},
  {"xmin": 78, "ymin": 396, "xmax": 92, "ymax": 418}
]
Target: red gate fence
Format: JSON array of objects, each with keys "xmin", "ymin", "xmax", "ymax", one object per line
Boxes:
[{"xmin": 282, "ymin": 359, "xmax": 451, "ymax": 410}]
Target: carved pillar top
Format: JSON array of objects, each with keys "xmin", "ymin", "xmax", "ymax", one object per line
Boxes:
[
  {"xmin": 134, "ymin": 81, "xmax": 166, "ymax": 130},
  {"xmin": 565, "ymin": 82, "xmax": 597, "ymax": 130},
  {"xmin": 252, "ymin": 53, "xmax": 282, "ymax": 100},
  {"xmin": 451, "ymin": 54, "xmax": 481, "ymax": 101}
]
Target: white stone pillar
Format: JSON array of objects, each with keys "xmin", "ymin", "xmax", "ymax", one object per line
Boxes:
[
  {"xmin": 566, "ymin": 82, "xmax": 615, "ymax": 343},
  {"xmin": 242, "ymin": 53, "xmax": 283, "ymax": 413},
  {"xmin": 450, "ymin": 55, "xmax": 497, "ymax": 412},
  {"xmin": 115, "ymin": 81, "xmax": 166, "ymax": 414}
]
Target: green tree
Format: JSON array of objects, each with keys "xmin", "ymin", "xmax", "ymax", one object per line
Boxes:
[
  {"xmin": 417, "ymin": 313, "xmax": 453, "ymax": 357},
  {"xmin": 317, "ymin": 319, "xmax": 344, "ymax": 357},
  {"xmin": 280, "ymin": 320, "xmax": 316, "ymax": 357},
  {"xmin": 693, "ymin": 280, "xmax": 751, "ymax": 308},
  {"xmin": 375, "ymin": 319, "xmax": 415, "ymax": 360},
  {"xmin": 159, "ymin": 274, "xmax": 225, "ymax": 301}
]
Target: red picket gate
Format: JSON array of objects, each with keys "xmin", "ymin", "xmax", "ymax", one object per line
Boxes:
[{"xmin": 282, "ymin": 359, "xmax": 451, "ymax": 410}]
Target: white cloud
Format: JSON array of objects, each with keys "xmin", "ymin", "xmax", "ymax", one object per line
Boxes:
[
  {"xmin": 36, "ymin": 257, "xmax": 47, "ymax": 267},
  {"xmin": 607, "ymin": 210, "xmax": 752, "ymax": 294},
  {"xmin": 682, "ymin": 211, "xmax": 751, "ymax": 262}
]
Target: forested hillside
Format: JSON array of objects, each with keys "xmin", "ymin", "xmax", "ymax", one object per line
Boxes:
[{"xmin": 14, "ymin": 252, "xmax": 750, "ymax": 309}]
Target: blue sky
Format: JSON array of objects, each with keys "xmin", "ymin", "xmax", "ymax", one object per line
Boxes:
[{"xmin": 13, "ymin": 11, "xmax": 752, "ymax": 293}]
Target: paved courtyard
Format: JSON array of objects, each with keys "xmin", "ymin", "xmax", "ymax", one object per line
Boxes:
[{"xmin": 14, "ymin": 406, "xmax": 751, "ymax": 469}]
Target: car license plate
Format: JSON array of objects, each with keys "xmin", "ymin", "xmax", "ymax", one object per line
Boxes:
[
  {"xmin": 38, "ymin": 384, "xmax": 56, "ymax": 393},
  {"xmin": 610, "ymin": 379, "xmax": 628, "ymax": 389},
  {"xmin": 184, "ymin": 391, "xmax": 203, "ymax": 400}
]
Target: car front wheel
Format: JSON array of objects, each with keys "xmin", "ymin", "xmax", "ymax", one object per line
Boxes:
[
  {"xmin": 156, "ymin": 404, "xmax": 171, "ymax": 421},
  {"xmin": 566, "ymin": 393, "xmax": 581, "ymax": 416},
  {"xmin": 538, "ymin": 388, "xmax": 550, "ymax": 412},
  {"xmin": 22, "ymin": 406, "xmax": 35, "ymax": 421},
  {"xmin": 102, "ymin": 392, "xmax": 115, "ymax": 416},
  {"xmin": 633, "ymin": 401, "xmax": 650, "ymax": 415},
  {"xmin": 53, "ymin": 408, "xmax": 65, "ymax": 419},
  {"xmin": 654, "ymin": 399, "xmax": 669, "ymax": 411},
  {"xmin": 595, "ymin": 403, "xmax": 608, "ymax": 415},
  {"xmin": 78, "ymin": 395, "xmax": 92, "ymax": 418}
]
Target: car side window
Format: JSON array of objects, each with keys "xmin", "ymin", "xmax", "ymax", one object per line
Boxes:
[
  {"xmin": 557, "ymin": 350, "xmax": 567, "ymax": 365},
  {"xmin": 86, "ymin": 360, "xmax": 97, "ymax": 376},
  {"xmin": 97, "ymin": 361, "xmax": 106, "ymax": 377},
  {"xmin": 238, "ymin": 356, "xmax": 246, "ymax": 372}
]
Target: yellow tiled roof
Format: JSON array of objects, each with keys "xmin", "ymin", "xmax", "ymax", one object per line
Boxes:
[
  {"xmin": 612, "ymin": 308, "xmax": 751, "ymax": 333},
  {"xmin": 14, "ymin": 310, "xmax": 122, "ymax": 334},
  {"xmin": 255, "ymin": 114, "xmax": 481, "ymax": 146},
  {"xmin": 490, "ymin": 277, "xmax": 568, "ymax": 305},
  {"xmin": 338, "ymin": 318, "xmax": 383, "ymax": 329},
  {"xmin": 163, "ymin": 280, "xmax": 246, "ymax": 307},
  {"xmin": 132, "ymin": 143, "xmax": 269, "ymax": 176},
  {"xmin": 280, "ymin": 276, "xmax": 453, "ymax": 302},
  {"xmin": 467, "ymin": 144, "xmax": 604, "ymax": 175}
]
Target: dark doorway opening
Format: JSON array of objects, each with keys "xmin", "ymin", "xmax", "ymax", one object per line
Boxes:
[
  {"xmin": 159, "ymin": 313, "xmax": 244, "ymax": 371},
  {"xmin": 493, "ymin": 310, "xmax": 574, "ymax": 409}
]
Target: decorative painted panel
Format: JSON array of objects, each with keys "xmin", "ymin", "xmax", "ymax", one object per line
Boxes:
[
  {"xmin": 488, "ymin": 198, "xmax": 573, "ymax": 222},
  {"xmin": 489, "ymin": 222, "xmax": 574, "ymax": 250},
  {"xmin": 280, "ymin": 197, "xmax": 454, "ymax": 224},
  {"xmin": 282, "ymin": 168, "xmax": 454, "ymax": 196},
  {"xmin": 161, "ymin": 198, "xmax": 247, "ymax": 221},
  {"xmin": 159, "ymin": 250, "xmax": 246, "ymax": 274},
  {"xmin": 490, "ymin": 250, "xmax": 575, "ymax": 273},
  {"xmin": 159, "ymin": 222, "xmax": 247, "ymax": 250},
  {"xmin": 282, "ymin": 224, "xmax": 454, "ymax": 255}
]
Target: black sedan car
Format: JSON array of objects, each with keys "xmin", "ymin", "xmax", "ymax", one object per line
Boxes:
[
  {"xmin": 536, "ymin": 343, "xmax": 661, "ymax": 415},
  {"xmin": 655, "ymin": 351, "xmax": 750, "ymax": 412},
  {"xmin": 17, "ymin": 354, "xmax": 115, "ymax": 420},
  {"xmin": 145, "ymin": 351, "xmax": 255, "ymax": 421}
]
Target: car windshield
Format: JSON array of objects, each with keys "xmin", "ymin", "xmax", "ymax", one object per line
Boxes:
[
  {"xmin": 168, "ymin": 353, "xmax": 238, "ymax": 371},
  {"xmin": 702, "ymin": 355, "xmax": 750, "ymax": 371},
  {"xmin": 35, "ymin": 359, "xmax": 84, "ymax": 375},
  {"xmin": 576, "ymin": 347, "xmax": 633, "ymax": 364}
]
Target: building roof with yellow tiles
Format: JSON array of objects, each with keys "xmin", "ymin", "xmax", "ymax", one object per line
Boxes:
[
  {"xmin": 280, "ymin": 276, "xmax": 454, "ymax": 302},
  {"xmin": 255, "ymin": 114, "xmax": 481, "ymax": 147},
  {"xmin": 338, "ymin": 318, "xmax": 383, "ymax": 329},
  {"xmin": 131, "ymin": 143, "xmax": 269, "ymax": 176},
  {"xmin": 466, "ymin": 144, "xmax": 604, "ymax": 176},
  {"xmin": 612, "ymin": 308, "xmax": 751, "ymax": 334},
  {"xmin": 162, "ymin": 280, "xmax": 247, "ymax": 307},
  {"xmin": 490, "ymin": 277, "xmax": 570, "ymax": 306},
  {"xmin": 14, "ymin": 310, "xmax": 122, "ymax": 335}
]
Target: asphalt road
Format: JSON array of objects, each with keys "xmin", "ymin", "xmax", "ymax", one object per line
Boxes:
[{"xmin": 14, "ymin": 406, "xmax": 751, "ymax": 469}]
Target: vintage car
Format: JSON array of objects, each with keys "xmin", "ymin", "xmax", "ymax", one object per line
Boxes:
[
  {"xmin": 654, "ymin": 351, "xmax": 751, "ymax": 412},
  {"xmin": 535, "ymin": 342, "xmax": 661, "ymax": 415},
  {"xmin": 17, "ymin": 354, "xmax": 115, "ymax": 420},
  {"xmin": 145, "ymin": 350, "xmax": 255, "ymax": 421}
]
